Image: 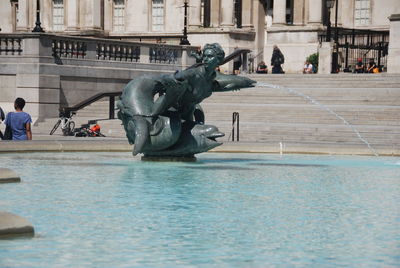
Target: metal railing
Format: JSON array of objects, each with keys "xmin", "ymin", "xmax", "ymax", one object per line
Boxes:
[
  {"xmin": 60, "ymin": 91, "xmax": 122, "ymax": 120},
  {"xmin": 231, "ymin": 112, "xmax": 240, "ymax": 142},
  {"xmin": 319, "ymin": 27, "xmax": 389, "ymax": 72}
]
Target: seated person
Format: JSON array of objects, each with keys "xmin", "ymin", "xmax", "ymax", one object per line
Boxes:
[
  {"xmin": 303, "ymin": 61, "xmax": 313, "ymax": 74},
  {"xmin": 256, "ymin": 61, "xmax": 268, "ymax": 73},
  {"xmin": 367, "ymin": 58, "xmax": 378, "ymax": 73},
  {"xmin": 355, "ymin": 58, "xmax": 364, "ymax": 73}
]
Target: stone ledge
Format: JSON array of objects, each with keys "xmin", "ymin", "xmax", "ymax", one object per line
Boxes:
[
  {"xmin": 0, "ymin": 168, "xmax": 21, "ymax": 183},
  {"xmin": 389, "ymin": 14, "xmax": 400, "ymax": 21},
  {"xmin": 0, "ymin": 212, "xmax": 34, "ymax": 238}
]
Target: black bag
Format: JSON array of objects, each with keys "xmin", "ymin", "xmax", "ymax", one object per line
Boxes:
[
  {"xmin": 3, "ymin": 112, "xmax": 12, "ymax": 140},
  {"xmin": 3, "ymin": 125, "xmax": 12, "ymax": 140}
]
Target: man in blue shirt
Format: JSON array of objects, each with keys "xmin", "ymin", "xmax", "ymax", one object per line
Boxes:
[{"xmin": 4, "ymin": 98, "xmax": 32, "ymax": 140}]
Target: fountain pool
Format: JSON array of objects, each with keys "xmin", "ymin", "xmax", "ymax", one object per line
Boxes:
[{"xmin": 0, "ymin": 152, "xmax": 399, "ymax": 267}]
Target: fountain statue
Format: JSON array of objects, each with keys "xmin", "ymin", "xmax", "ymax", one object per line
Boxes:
[{"xmin": 117, "ymin": 43, "xmax": 256, "ymax": 159}]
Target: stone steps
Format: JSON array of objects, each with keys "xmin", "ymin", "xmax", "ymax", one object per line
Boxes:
[{"xmin": 32, "ymin": 74, "xmax": 400, "ymax": 152}]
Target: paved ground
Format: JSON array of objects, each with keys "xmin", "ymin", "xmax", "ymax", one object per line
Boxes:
[{"xmin": 0, "ymin": 133, "xmax": 398, "ymax": 156}]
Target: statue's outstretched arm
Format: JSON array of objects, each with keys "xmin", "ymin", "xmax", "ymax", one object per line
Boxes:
[{"xmin": 213, "ymin": 72, "xmax": 256, "ymax": 92}]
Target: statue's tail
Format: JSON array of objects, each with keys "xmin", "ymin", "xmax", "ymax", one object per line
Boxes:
[{"xmin": 130, "ymin": 116, "xmax": 150, "ymax": 156}]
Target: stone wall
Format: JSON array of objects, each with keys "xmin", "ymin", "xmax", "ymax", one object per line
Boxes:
[{"xmin": 388, "ymin": 14, "xmax": 400, "ymax": 73}]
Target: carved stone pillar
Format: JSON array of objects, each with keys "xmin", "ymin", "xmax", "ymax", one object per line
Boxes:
[
  {"xmin": 293, "ymin": 0, "xmax": 304, "ymax": 25},
  {"xmin": 273, "ymin": 0, "xmax": 286, "ymax": 25},
  {"xmin": 81, "ymin": 0, "xmax": 101, "ymax": 30},
  {"xmin": 308, "ymin": 0, "xmax": 322, "ymax": 24},
  {"xmin": 125, "ymin": 0, "xmax": 148, "ymax": 32},
  {"xmin": 241, "ymin": 0, "xmax": 253, "ymax": 28},
  {"xmin": 221, "ymin": 0, "xmax": 234, "ymax": 26},
  {"xmin": 189, "ymin": 0, "xmax": 201, "ymax": 26},
  {"xmin": 66, "ymin": 0, "xmax": 79, "ymax": 31},
  {"xmin": 16, "ymin": 0, "xmax": 29, "ymax": 31},
  {"xmin": 103, "ymin": 0, "xmax": 113, "ymax": 32}
]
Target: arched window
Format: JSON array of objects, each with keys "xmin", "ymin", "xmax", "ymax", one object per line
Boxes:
[
  {"xmin": 355, "ymin": 0, "xmax": 370, "ymax": 25},
  {"xmin": 53, "ymin": 0, "xmax": 64, "ymax": 31},
  {"xmin": 152, "ymin": 0, "xmax": 164, "ymax": 31},
  {"xmin": 113, "ymin": 0, "xmax": 125, "ymax": 32}
]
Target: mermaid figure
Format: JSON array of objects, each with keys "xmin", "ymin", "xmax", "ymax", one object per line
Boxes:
[{"xmin": 117, "ymin": 43, "xmax": 256, "ymax": 158}]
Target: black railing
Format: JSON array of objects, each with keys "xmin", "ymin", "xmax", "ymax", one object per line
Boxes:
[
  {"xmin": 60, "ymin": 92, "xmax": 122, "ymax": 120},
  {"xmin": 231, "ymin": 112, "xmax": 240, "ymax": 142},
  {"xmin": 149, "ymin": 47, "xmax": 179, "ymax": 64},
  {"xmin": 319, "ymin": 27, "xmax": 389, "ymax": 72}
]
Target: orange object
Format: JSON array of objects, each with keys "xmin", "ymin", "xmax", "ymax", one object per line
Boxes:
[{"xmin": 90, "ymin": 124, "xmax": 100, "ymax": 133}]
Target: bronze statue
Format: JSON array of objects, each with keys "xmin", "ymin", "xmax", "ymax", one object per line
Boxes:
[{"xmin": 117, "ymin": 43, "xmax": 255, "ymax": 158}]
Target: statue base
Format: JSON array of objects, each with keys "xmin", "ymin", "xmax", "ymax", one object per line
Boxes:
[{"xmin": 141, "ymin": 155, "xmax": 197, "ymax": 162}]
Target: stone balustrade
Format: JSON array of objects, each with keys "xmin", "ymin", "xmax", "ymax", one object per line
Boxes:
[
  {"xmin": 0, "ymin": 36, "xmax": 23, "ymax": 55},
  {"xmin": 0, "ymin": 33, "xmax": 193, "ymax": 66},
  {"xmin": 0, "ymin": 33, "xmax": 197, "ymax": 122}
]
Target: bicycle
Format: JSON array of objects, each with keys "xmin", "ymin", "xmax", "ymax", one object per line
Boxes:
[{"xmin": 49, "ymin": 111, "xmax": 76, "ymax": 136}]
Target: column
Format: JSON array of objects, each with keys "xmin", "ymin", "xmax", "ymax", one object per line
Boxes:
[
  {"xmin": 292, "ymin": 0, "xmax": 304, "ymax": 25},
  {"xmin": 16, "ymin": 0, "xmax": 29, "ymax": 31},
  {"xmin": 41, "ymin": 0, "xmax": 52, "ymax": 31},
  {"xmin": 241, "ymin": 0, "xmax": 253, "ymax": 28},
  {"xmin": 125, "ymin": 0, "xmax": 148, "ymax": 32},
  {"xmin": 89, "ymin": 0, "xmax": 101, "ymax": 29},
  {"xmin": 103, "ymin": 0, "xmax": 113, "ymax": 32},
  {"xmin": 66, "ymin": 0, "xmax": 79, "ymax": 31},
  {"xmin": 221, "ymin": 0, "xmax": 234, "ymax": 26},
  {"xmin": 308, "ymin": 0, "xmax": 322, "ymax": 24},
  {"xmin": 189, "ymin": 0, "xmax": 201, "ymax": 27},
  {"xmin": 81, "ymin": 0, "xmax": 101, "ymax": 30},
  {"xmin": 387, "ymin": 14, "xmax": 400, "ymax": 73},
  {"xmin": 273, "ymin": 0, "xmax": 286, "ymax": 25}
]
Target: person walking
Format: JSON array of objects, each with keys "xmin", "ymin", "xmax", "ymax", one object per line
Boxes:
[
  {"xmin": 4, "ymin": 98, "xmax": 32, "ymax": 140},
  {"xmin": 0, "ymin": 107, "xmax": 5, "ymax": 139},
  {"xmin": 271, "ymin": 45, "xmax": 285, "ymax": 74},
  {"xmin": 233, "ymin": 47, "xmax": 242, "ymax": 75}
]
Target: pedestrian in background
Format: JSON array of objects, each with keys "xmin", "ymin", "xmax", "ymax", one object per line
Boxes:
[
  {"xmin": 355, "ymin": 58, "xmax": 364, "ymax": 73},
  {"xmin": 271, "ymin": 45, "xmax": 285, "ymax": 74},
  {"xmin": 256, "ymin": 61, "xmax": 268, "ymax": 74},
  {"xmin": 0, "ymin": 107, "xmax": 5, "ymax": 139},
  {"xmin": 4, "ymin": 98, "xmax": 32, "ymax": 140}
]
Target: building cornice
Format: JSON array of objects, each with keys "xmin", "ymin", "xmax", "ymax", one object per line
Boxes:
[
  {"xmin": 389, "ymin": 14, "xmax": 400, "ymax": 21},
  {"xmin": 267, "ymin": 25, "xmax": 326, "ymax": 33}
]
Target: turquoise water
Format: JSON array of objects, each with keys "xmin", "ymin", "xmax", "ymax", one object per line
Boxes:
[{"xmin": 0, "ymin": 152, "xmax": 399, "ymax": 267}]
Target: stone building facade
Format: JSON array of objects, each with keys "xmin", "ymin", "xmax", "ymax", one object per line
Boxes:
[{"xmin": 0, "ymin": 0, "xmax": 399, "ymax": 73}]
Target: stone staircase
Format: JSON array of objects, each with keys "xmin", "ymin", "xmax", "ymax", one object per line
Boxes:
[{"xmin": 33, "ymin": 74, "xmax": 400, "ymax": 154}]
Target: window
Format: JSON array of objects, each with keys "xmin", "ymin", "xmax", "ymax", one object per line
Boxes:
[
  {"xmin": 53, "ymin": 0, "xmax": 64, "ymax": 31},
  {"xmin": 355, "ymin": 0, "xmax": 370, "ymax": 25},
  {"xmin": 286, "ymin": 0, "xmax": 293, "ymax": 24},
  {"xmin": 234, "ymin": 0, "xmax": 242, "ymax": 28},
  {"xmin": 152, "ymin": 0, "xmax": 164, "ymax": 31},
  {"xmin": 113, "ymin": 0, "xmax": 125, "ymax": 32},
  {"xmin": 201, "ymin": 0, "xmax": 211, "ymax": 27}
]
